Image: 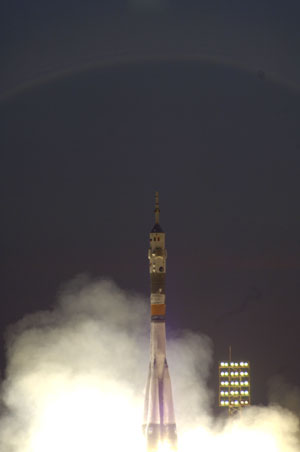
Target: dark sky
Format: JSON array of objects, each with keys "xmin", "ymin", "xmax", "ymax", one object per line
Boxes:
[{"xmin": 1, "ymin": 0, "xmax": 300, "ymax": 408}]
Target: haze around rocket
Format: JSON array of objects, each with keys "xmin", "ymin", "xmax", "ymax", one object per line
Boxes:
[{"xmin": 0, "ymin": 276, "xmax": 299, "ymax": 451}]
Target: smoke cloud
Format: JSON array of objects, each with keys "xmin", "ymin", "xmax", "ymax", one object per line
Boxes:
[
  {"xmin": 268, "ymin": 375, "xmax": 300, "ymax": 419},
  {"xmin": 0, "ymin": 276, "xmax": 299, "ymax": 451}
]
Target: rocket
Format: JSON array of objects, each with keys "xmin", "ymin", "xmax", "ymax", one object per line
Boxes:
[{"xmin": 143, "ymin": 192, "xmax": 177, "ymax": 452}]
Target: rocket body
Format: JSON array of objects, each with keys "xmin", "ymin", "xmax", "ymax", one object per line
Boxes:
[{"xmin": 143, "ymin": 193, "xmax": 177, "ymax": 451}]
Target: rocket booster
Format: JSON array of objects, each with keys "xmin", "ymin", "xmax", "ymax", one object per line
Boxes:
[{"xmin": 143, "ymin": 192, "xmax": 177, "ymax": 452}]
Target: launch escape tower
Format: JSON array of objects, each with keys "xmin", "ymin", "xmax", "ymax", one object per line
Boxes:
[
  {"xmin": 218, "ymin": 348, "xmax": 251, "ymax": 416},
  {"xmin": 143, "ymin": 192, "xmax": 177, "ymax": 452}
]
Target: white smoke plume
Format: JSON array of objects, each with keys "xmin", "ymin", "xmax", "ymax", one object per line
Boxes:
[
  {"xmin": 0, "ymin": 276, "xmax": 299, "ymax": 451},
  {"xmin": 268, "ymin": 376, "xmax": 300, "ymax": 419}
]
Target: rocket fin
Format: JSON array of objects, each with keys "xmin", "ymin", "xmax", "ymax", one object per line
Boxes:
[
  {"xmin": 161, "ymin": 363, "xmax": 176, "ymax": 425},
  {"xmin": 143, "ymin": 362, "xmax": 160, "ymax": 426},
  {"xmin": 161, "ymin": 363, "xmax": 177, "ymax": 447},
  {"xmin": 143, "ymin": 364, "xmax": 151, "ymax": 432},
  {"xmin": 143, "ymin": 362, "xmax": 163, "ymax": 451}
]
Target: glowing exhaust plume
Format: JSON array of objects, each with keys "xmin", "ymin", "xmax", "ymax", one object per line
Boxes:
[{"xmin": 0, "ymin": 277, "xmax": 299, "ymax": 451}]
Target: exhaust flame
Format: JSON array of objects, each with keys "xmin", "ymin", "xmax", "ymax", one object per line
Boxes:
[
  {"xmin": 0, "ymin": 277, "xmax": 299, "ymax": 451},
  {"xmin": 156, "ymin": 441, "xmax": 176, "ymax": 452}
]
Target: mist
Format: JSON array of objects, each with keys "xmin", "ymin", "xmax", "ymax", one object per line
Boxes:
[{"xmin": 0, "ymin": 276, "xmax": 299, "ymax": 451}]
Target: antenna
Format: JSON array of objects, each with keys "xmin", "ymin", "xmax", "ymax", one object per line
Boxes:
[{"xmin": 154, "ymin": 191, "xmax": 160, "ymax": 224}]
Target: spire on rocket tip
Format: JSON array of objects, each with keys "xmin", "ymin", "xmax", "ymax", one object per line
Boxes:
[
  {"xmin": 151, "ymin": 191, "xmax": 163, "ymax": 233},
  {"xmin": 154, "ymin": 191, "xmax": 160, "ymax": 224}
]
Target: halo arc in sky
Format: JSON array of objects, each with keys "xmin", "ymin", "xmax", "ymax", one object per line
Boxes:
[{"xmin": 1, "ymin": 52, "xmax": 299, "ymax": 103}]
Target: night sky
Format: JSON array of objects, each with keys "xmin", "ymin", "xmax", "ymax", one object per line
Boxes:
[{"xmin": 1, "ymin": 0, "xmax": 300, "ymax": 409}]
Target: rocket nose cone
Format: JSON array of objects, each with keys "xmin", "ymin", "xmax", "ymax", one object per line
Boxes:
[{"xmin": 151, "ymin": 223, "xmax": 164, "ymax": 233}]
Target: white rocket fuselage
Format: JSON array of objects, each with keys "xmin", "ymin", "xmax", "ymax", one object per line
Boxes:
[{"xmin": 143, "ymin": 193, "xmax": 177, "ymax": 451}]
